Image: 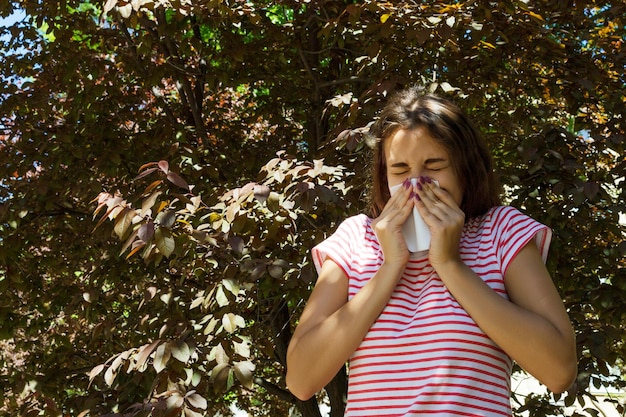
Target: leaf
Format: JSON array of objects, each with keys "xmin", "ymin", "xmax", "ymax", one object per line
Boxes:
[
  {"xmin": 233, "ymin": 361, "xmax": 256, "ymax": 389},
  {"xmin": 165, "ymin": 392, "xmax": 184, "ymax": 410},
  {"xmin": 171, "ymin": 340, "xmax": 191, "ymax": 363},
  {"xmin": 117, "ymin": 3, "xmax": 132, "ymax": 18},
  {"xmin": 253, "ymin": 184, "xmax": 270, "ymax": 203},
  {"xmin": 439, "ymin": 82, "xmax": 457, "ymax": 92},
  {"xmin": 155, "ymin": 210, "xmax": 176, "ymax": 228},
  {"xmin": 126, "ymin": 241, "xmax": 146, "ymax": 259},
  {"xmin": 88, "ymin": 364, "xmax": 105, "ymax": 384},
  {"xmin": 480, "ymin": 40, "xmax": 496, "ymax": 49},
  {"xmin": 215, "ymin": 285, "xmax": 229, "ymax": 307},
  {"xmin": 211, "ymin": 343, "xmax": 229, "ymax": 365},
  {"xmin": 185, "ymin": 392, "xmax": 207, "ymax": 410},
  {"xmin": 222, "ymin": 278, "xmax": 239, "ymax": 296},
  {"xmin": 103, "ymin": 0, "xmax": 118, "ymax": 15},
  {"xmin": 134, "ymin": 340, "xmax": 161, "ymax": 371},
  {"xmin": 166, "ymin": 172, "xmax": 189, "ymax": 190},
  {"xmin": 153, "ymin": 342, "xmax": 171, "ymax": 373},
  {"xmin": 526, "ymin": 11, "xmax": 544, "ymax": 21},
  {"xmin": 119, "ymin": 228, "xmax": 139, "ymax": 255},
  {"xmin": 233, "ymin": 339, "xmax": 251, "ymax": 358},
  {"xmin": 134, "ymin": 167, "xmax": 158, "ymax": 182},
  {"xmin": 222, "ymin": 313, "xmax": 245, "ymax": 334},
  {"xmin": 154, "ymin": 227, "xmax": 175, "ymax": 257},
  {"xmin": 138, "ymin": 161, "xmax": 158, "ymax": 172},
  {"xmin": 158, "ymin": 160, "xmax": 169, "ymax": 173},
  {"xmin": 138, "ymin": 221, "xmax": 155, "ymax": 242},
  {"xmin": 104, "ymin": 363, "xmax": 117, "ymax": 387},
  {"xmin": 184, "ymin": 408, "xmax": 204, "ymax": 417},
  {"xmin": 140, "ymin": 191, "xmax": 161, "ymax": 217},
  {"xmin": 210, "ymin": 363, "xmax": 231, "ymax": 392},
  {"xmin": 144, "ymin": 179, "xmax": 163, "ymax": 194}
]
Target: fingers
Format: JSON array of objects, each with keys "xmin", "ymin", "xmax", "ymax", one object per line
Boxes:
[
  {"xmin": 415, "ymin": 178, "xmax": 445, "ymax": 213},
  {"xmin": 380, "ymin": 180, "xmax": 414, "ymax": 222},
  {"xmin": 415, "ymin": 177, "xmax": 463, "ymax": 223}
]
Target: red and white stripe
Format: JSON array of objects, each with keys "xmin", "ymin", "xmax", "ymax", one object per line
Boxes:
[{"xmin": 312, "ymin": 206, "xmax": 551, "ymax": 416}]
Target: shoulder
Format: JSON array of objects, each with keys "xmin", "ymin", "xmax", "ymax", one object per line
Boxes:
[
  {"xmin": 479, "ymin": 205, "xmax": 543, "ymax": 231},
  {"xmin": 334, "ymin": 213, "xmax": 371, "ymax": 236},
  {"xmin": 311, "ymin": 214, "xmax": 373, "ymax": 273}
]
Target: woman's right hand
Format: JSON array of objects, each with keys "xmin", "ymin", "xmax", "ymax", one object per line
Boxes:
[{"xmin": 371, "ymin": 179, "xmax": 414, "ymax": 267}]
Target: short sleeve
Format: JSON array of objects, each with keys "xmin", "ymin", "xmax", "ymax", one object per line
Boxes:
[
  {"xmin": 311, "ymin": 215, "xmax": 367, "ymax": 278},
  {"xmin": 492, "ymin": 206, "xmax": 552, "ymax": 274}
]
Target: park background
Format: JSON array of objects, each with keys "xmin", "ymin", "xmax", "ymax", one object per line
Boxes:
[{"xmin": 0, "ymin": 1, "xmax": 624, "ymax": 416}]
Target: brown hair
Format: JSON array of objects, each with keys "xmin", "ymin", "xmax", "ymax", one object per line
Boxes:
[{"xmin": 368, "ymin": 86, "xmax": 501, "ymax": 220}]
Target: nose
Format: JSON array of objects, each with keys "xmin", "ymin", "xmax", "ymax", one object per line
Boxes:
[{"xmin": 409, "ymin": 169, "xmax": 425, "ymax": 181}]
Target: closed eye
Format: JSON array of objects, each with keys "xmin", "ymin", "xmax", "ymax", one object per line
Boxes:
[
  {"xmin": 388, "ymin": 162, "xmax": 410, "ymax": 174},
  {"xmin": 424, "ymin": 158, "xmax": 449, "ymax": 171}
]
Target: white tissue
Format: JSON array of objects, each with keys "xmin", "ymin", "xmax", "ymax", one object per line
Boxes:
[{"xmin": 388, "ymin": 178, "xmax": 438, "ymax": 253}]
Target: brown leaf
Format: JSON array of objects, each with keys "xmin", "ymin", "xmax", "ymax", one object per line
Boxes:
[
  {"xmin": 126, "ymin": 241, "xmax": 146, "ymax": 260},
  {"xmin": 134, "ymin": 167, "xmax": 158, "ymax": 182},
  {"xmin": 210, "ymin": 363, "xmax": 231, "ymax": 392},
  {"xmin": 153, "ymin": 342, "xmax": 171, "ymax": 373},
  {"xmin": 211, "ymin": 343, "xmax": 229, "ymax": 365},
  {"xmin": 119, "ymin": 228, "xmax": 139, "ymax": 255},
  {"xmin": 233, "ymin": 361, "xmax": 256, "ymax": 389},
  {"xmin": 88, "ymin": 364, "xmax": 105, "ymax": 384},
  {"xmin": 138, "ymin": 161, "xmax": 158, "ymax": 172},
  {"xmin": 253, "ymin": 184, "xmax": 270, "ymax": 203},
  {"xmin": 166, "ymin": 172, "xmax": 189, "ymax": 190},
  {"xmin": 171, "ymin": 340, "xmax": 191, "ymax": 363},
  {"xmin": 143, "ymin": 179, "xmax": 163, "ymax": 195},
  {"xmin": 158, "ymin": 160, "xmax": 169, "ymax": 173},
  {"xmin": 138, "ymin": 221, "xmax": 155, "ymax": 242},
  {"xmin": 134, "ymin": 340, "xmax": 161, "ymax": 371},
  {"xmin": 185, "ymin": 392, "xmax": 207, "ymax": 410},
  {"xmin": 140, "ymin": 191, "xmax": 161, "ymax": 217}
]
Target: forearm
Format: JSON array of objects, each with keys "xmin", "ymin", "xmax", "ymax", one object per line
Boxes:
[
  {"xmin": 435, "ymin": 260, "xmax": 576, "ymax": 393},
  {"xmin": 286, "ymin": 262, "xmax": 404, "ymax": 400}
]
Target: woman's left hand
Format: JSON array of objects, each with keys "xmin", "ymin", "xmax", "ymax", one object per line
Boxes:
[{"xmin": 415, "ymin": 177, "xmax": 465, "ymax": 269}]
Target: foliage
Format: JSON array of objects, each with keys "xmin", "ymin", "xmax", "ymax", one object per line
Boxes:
[{"xmin": 0, "ymin": 0, "xmax": 624, "ymax": 416}]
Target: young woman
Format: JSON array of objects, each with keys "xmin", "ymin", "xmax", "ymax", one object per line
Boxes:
[{"xmin": 285, "ymin": 87, "xmax": 577, "ymax": 416}]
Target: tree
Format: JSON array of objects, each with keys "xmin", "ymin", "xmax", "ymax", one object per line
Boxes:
[{"xmin": 1, "ymin": 1, "xmax": 624, "ymax": 416}]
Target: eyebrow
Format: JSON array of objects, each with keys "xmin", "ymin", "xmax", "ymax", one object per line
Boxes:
[{"xmin": 388, "ymin": 158, "xmax": 448, "ymax": 168}]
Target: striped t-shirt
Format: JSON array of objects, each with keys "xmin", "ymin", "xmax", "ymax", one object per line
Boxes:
[{"xmin": 311, "ymin": 205, "xmax": 551, "ymax": 417}]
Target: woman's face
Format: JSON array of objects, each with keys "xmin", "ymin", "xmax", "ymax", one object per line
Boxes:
[{"xmin": 384, "ymin": 126, "xmax": 463, "ymax": 207}]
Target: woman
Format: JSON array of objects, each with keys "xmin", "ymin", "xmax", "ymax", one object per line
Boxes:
[{"xmin": 286, "ymin": 87, "xmax": 577, "ymax": 416}]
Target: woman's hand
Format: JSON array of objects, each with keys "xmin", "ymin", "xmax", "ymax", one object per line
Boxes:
[
  {"xmin": 415, "ymin": 176, "xmax": 465, "ymax": 269},
  {"xmin": 371, "ymin": 179, "xmax": 414, "ymax": 266}
]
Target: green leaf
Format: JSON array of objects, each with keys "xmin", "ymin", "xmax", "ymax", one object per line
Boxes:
[
  {"xmin": 113, "ymin": 208, "xmax": 136, "ymax": 239},
  {"xmin": 154, "ymin": 227, "xmax": 175, "ymax": 257}
]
